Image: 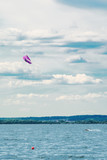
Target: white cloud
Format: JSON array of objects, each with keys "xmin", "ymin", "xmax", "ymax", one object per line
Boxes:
[
  {"xmin": 0, "ymin": 27, "xmax": 107, "ymax": 49},
  {"xmin": 7, "ymin": 73, "xmax": 102, "ymax": 88},
  {"xmin": 5, "ymin": 93, "xmax": 49, "ymax": 106},
  {"xmin": 53, "ymin": 74, "xmax": 102, "ymax": 84},
  {"xmin": 17, "ymin": 93, "xmax": 48, "ymax": 98},
  {"xmin": 66, "ymin": 55, "xmax": 87, "ymax": 63},
  {"xmin": 6, "ymin": 98, "xmax": 32, "ymax": 105},
  {"xmin": 8, "ymin": 79, "xmax": 53, "ymax": 88},
  {"xmin": 56, "ymin": 92, "xmax": 107, "ymax": 101},
  {"xmin": 0, "ymin": 28, "xmax": 62, "ymax": 47},
  {"xmin": 0, "ymin": 61, "xmax": 38, "ymax": 75},
  {"xmin": 0, "ymin": 62, "xmax": 25, "ymax": 73}
]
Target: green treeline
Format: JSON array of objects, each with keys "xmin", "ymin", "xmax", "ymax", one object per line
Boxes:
[{"xmin": 0, "ymin": 115, "xmax": 107, "ymax": 124}]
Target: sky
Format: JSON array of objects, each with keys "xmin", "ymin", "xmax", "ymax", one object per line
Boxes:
[{"xmin": 0, "ymin": 0, "xmax": 107, "ymax": 117}]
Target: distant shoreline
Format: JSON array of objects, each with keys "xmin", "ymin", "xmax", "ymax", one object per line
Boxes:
[{"xmin": 0, "ymin": 115, "xmax": 107, "ymax": 124}]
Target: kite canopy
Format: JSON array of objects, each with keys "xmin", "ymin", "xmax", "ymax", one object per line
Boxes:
[{"xmin": 23, "ymin": 55, "xmax": 32, "ymax": 64}]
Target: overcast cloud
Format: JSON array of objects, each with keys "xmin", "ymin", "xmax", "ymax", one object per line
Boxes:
[{"xmin": 0, "ymin": 0, "xmax": 107, "ymax": 117}]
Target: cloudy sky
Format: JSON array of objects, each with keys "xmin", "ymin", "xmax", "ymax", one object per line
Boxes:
[{"xmin": 0, "ymin": 0, "xmax": 107, "ymax": 117}]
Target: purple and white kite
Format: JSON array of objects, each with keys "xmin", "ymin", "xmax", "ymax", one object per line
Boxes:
[{"xmin": 23, "ymin": 55, "xmax": 32, "ymax": 64}]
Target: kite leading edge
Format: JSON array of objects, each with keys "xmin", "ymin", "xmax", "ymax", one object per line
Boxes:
[{"xmin": 23, "ymin": 55, "xmax": 32, "ymax": 64}]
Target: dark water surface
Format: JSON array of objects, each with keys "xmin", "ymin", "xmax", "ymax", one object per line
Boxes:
[{"xmin": 0, "ymin": 124, "xmax": 107, "ymax": 160}]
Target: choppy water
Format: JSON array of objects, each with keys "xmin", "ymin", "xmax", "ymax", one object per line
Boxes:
[{"xmin": 0, "ymin": 124, "xmax": 107, "ymax": 160}]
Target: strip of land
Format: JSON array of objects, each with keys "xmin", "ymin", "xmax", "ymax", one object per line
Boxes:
[{"xmin": 0, "ymin": 115, "xmax": 107, "ymax": 124}]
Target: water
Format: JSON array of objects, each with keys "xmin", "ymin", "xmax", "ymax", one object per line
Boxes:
[{"xmin": 0, "ymin": 124, "xmax": 107, "ymax": 160}]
